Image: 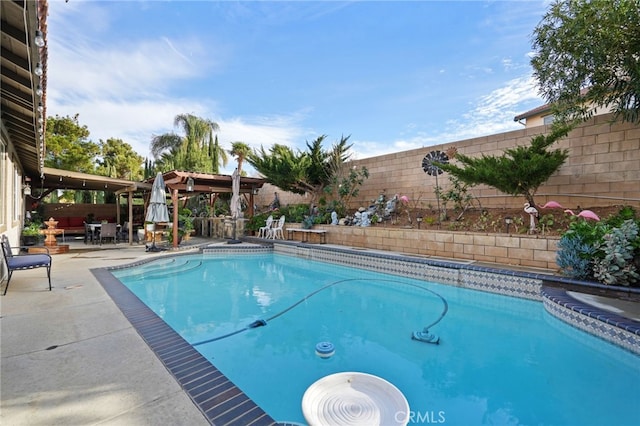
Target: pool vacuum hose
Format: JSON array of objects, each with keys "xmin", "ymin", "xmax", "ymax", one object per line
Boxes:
[{"xmin": 193, "ymin": 278, "xmax": 448, "ymax": 347}]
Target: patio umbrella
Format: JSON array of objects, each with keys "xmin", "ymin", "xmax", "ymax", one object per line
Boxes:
[
  {"xmin": 145, "ymin": 172, "xmax": 169, "ymax": 251},
  {"xmin": 228, "ymin": 168, "xmax": 241, "ymax": 244}
]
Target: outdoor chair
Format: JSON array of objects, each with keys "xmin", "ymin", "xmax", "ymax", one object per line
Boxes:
[
  {"xmin": 270, "ymin": 216, "xmax": 286, "ymax": 240},
  {"xmin": 1, "ymin": 235, "xmax": 52, "ymax": 295},
  {"xmin": 258, "ymin": 215, "xmax": 274, "ymax": 238},
  {"xmin": 99, "ymin": 223, "xmax": 118, "ymax": 245},
  {"xmin": 83, "ymin": 221, "xmax": 94, "ymax": 244}
]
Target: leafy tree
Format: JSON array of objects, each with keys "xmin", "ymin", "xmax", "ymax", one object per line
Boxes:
[
  {"xmin": 324, "ymin": 156, "xmax": 369, "ymax": 217},
  {"xmin": 45, "ymin": 114, "xmax": 99, "ymax": 173},
  {"xmin": 150, "ymin": 113, "xmax": 222, "ymax": 172},
  {"xmin": 248, "ymin": 135, "xmax": 352, "ymax": 211},
  {"xmin": 209, "ymin": 134, "xmax": 228, "ymax": 174},
  {"xmin": 437, "ymin": 125, "xmax": 571, "ymax": 208},
  {"xmin": 97, "ymin": 138, "xmax": 145, "ymax": 180},
  {"xmin": 532, "ymin": 0, "xmax": 640, "ymax": 124}
]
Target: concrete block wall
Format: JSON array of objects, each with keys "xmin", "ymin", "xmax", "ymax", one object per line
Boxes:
[
  {"xmin": 300, "ymin": 224, "xmax": 561, "ymax": 271},
  {"xmin": 348, "ymin": 114, "xmax": 640, "ymax": 211}
]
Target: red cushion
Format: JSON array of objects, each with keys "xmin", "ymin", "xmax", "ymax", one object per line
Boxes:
[
  {"xmin": 69, "ymin": 217, "xmax": 85, "ymax": 227},
  {"xmin": 56, "ymin": 217, "xmax": 70, "ymax": 227}
]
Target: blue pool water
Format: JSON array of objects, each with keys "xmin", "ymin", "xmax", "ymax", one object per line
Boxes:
[{"xmin": 113, "ymin": 253, "xmax": 640, "ymax": 425}]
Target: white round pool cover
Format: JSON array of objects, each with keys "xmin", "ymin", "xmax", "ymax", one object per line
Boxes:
[{"xmin": 302, "ymin": 372, "xmax": 410, "ymax": 426}]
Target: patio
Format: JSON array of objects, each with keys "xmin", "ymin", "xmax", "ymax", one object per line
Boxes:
[{"xmin": 0, "ymin": 238, "xmax": 216, "ymax": 425}]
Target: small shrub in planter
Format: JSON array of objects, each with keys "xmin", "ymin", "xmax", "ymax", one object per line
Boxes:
[{"xmin": 21, "ymin": 222, "xmax": 44, "ymax": 245}]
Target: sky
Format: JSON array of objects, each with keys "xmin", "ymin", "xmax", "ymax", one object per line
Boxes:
[{"xmin": 45, "ymin": 0, "xmax": 551, "ymax": 175}]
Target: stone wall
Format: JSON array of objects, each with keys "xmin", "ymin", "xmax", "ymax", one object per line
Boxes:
[
  {"xmin": 285, "ymin": 223, "xmax": 560, "ymax": 271},
  {"xmin": 345, "ymin": 114, "xmax": 639, "ymax": 211}
]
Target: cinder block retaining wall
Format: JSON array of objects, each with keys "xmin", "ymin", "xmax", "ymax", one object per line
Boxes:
[
  {"xmin": 347, "ymin": 114, "xmax": 640, "ymax": 210},
  {"xmin": 289, "ymin": 223, "xmax": 560, "ymax": 271}
]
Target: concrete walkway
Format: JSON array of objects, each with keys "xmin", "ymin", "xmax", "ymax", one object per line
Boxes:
[{"xmin": 1, "ymin": 240, "xmax": 211, "ymax": 425}]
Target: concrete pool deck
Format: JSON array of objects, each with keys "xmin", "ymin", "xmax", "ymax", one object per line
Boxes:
[
  {"xmin": 2, "ymin": 237, "xmax": 639, "ymax": 425},
  {"xmin": 1, "ymin": 239, "xmax": 214, "ymax": 425}
]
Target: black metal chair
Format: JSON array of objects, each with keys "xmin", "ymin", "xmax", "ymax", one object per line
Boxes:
[{"xmin": 1, "ymin": 235, "xmax": 52, "ymax": 295}]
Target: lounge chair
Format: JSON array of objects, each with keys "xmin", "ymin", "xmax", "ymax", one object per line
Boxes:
[
  {"xmin": 258, "ymin": 215, "xmax": 274, "ymax": 239},
  {"xmin": 270, "ymin": 216, "xmax": 286, "ymax": 240},
  {"xmin": 1, "ymin": 235, "xmax": 52, "ymax": 295}
]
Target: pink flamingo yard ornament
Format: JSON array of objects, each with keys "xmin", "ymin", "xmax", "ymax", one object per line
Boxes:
[
  {"xmin": 564, "ymin": 209, "xmax": 601, "ymax": 221},
  {"xmin": 541, "ymin": 201, "xmax": 564, "ymax": 209}
]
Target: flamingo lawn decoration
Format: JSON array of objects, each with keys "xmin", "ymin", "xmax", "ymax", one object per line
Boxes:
[
  {"xmin": 541, "ymin": 201, "xmax": 564, "ymax": 209},
  {"xmin": 564, "ymin": 209, "xmax": 601, "ymax": 221},
  {"xmin": 524, "ymin": 203, "xmax": 539, "ymax": 233}
]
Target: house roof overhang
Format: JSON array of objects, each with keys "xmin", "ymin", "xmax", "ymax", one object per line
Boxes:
[
  {"xmin": 1, "ymin": 0, "xmax": 48, "ymax": 179},
  {"xmin": 30, "ymin": 167, "xmax": 153, "ymax": 194}
]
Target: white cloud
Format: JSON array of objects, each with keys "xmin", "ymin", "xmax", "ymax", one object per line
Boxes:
[{"xmin": 350, "ymin": 74, "xmax": 543, "ymax": 160}]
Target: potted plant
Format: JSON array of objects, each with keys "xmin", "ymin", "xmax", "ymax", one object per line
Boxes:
[
  {"xmin": 22, "ymin": 221, "xmax": 43, "ymax": 246},
  {"xmin": 178, "ymin": 208, "xmax": 195, "ymax": 241}
]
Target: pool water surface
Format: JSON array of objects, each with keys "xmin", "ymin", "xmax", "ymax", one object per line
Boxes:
[{"xmin": 113, "ymin": 253, "xmax": 640, "ymax": 425}]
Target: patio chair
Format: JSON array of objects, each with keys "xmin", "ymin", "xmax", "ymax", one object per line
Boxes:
[
  {"xmin": 258, "ymin": 215, "xmax": 274, "ymax": 238},
  {"xmin": 270, "ymin": 216, "xmax": 286, "ymax": 240},
  {"xmin": 99, "ymin": 223, "xmax": 118, "ymax": 245},
  {"xmin": 1, "ymin": 235, "xmax": 52, "ymax": 295},
  {"xmin": 83, "ymin": 221, "xmax": 94, "ymax": 244}
]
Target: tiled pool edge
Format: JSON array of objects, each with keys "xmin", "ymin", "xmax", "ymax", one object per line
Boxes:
[
  {"xmin": 273, "ymin": 243, "xmax": 640, "ymax": 355},
  {"xmin": 542, "ymin": 286, "xmax": 640, "ymax": 355},
  {"xmin": 91, "ymin": 267, "xmax": 277, "ymax": 426},
  {"xmin": 91, "ymin": 243, "xmax": 639, "ymax": 426}
]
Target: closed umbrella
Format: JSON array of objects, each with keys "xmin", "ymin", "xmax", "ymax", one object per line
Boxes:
[
  {"xmin": 146, "ymin": 172, "xmax": 169, "ymax": 251},
  {"xmin": 228, "ymin": 168, "xmax": 241, "ymax": 244}
]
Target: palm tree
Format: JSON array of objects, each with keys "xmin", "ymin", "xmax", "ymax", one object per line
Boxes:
[
  {"xmin": 150, "ymin": 114, "xmax": 221, "ymax": 172},
  {"xmin": 229, "ymin": 141, "xmax": 251, "ymax": 174}
]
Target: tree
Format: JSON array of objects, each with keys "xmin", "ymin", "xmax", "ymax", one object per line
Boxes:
[
  {"xmin": 150, "ymin": 113, "xmax": 221, "ymax": 172},
  {"xmin": 531, "ymin": 0, "xmax": 640, "ymax": 124},
  {"xmin": 97, "ymin": 138, "xmax": 145, "ymax": 180},
  {"xmin": 247, "ymin": 135, "xmax": 352, "ymax": 211},
  {"xmin": 436, "ymin": 125, "xmax": 571, "ymax": 208},
  {"xmin": 45, "ymin": 114, "xmax": 99, "ymax": 173},
  {"xmin": 209, "ymin": 134, "xmax": 228, "ymax": 174},
  {"xmin": 229, "ymin": 141, "xmax": 251, "ymax": 175}
]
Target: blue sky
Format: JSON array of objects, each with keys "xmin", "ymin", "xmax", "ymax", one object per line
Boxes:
[{"xmin": 46, "ymin": 0, "xmax": 550, "ymax": 175}]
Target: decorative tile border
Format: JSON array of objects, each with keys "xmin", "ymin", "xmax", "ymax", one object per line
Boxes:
[
  {"xmin": 272, "ymin": 242, "xmax": 640, "ymax": 353},
  {"xmin": 542, "ymin": 287, "xmax": 640, "ymax": 355},
  {"xmin": 274, "ymin": 243, "xmax": 545, "ymax": 299}
]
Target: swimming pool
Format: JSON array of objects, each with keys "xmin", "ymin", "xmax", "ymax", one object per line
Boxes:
[{"xmin": 110, "ymin": 250, "xmax": 640, "ymax": 425}]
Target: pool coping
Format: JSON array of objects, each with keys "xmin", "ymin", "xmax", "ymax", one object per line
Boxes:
[
  {"xmin": 92, "ymin": 242, "xmax": 640, "ymax": 425},
  {"xmin": 91, "ymin": 266, "xmax": 277, "ymax": 426}
]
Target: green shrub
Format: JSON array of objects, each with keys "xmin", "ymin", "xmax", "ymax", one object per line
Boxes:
[
  {"xmin": 593, "ymin": 220, "xmax": 640, "ymax": 286},
  {"xmin": 557, "ymin": 206, "xmax": 640, "ymax": 286}
]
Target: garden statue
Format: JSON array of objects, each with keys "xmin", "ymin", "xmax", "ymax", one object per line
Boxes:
[
  {"xmin": 360, "ymin": 211, "xmax": 371, "ymax": 227},
  {"xmin": 384, "ymin": 194, "xmax": 399, "ymax": 219},
  {"xmin": 353, "ymin": 211, "xmax": 362, "ymax": 226},
  {"xmin": 524, "ymin": 203, "xmax": 539, "ymax": 233},
  {"xmin": 269, "ymin": 192, "xmax": 280, "ymax": 210},
  {"xmin": 331, "ymin": 211, "xmax": 338, "ymax": 225}
]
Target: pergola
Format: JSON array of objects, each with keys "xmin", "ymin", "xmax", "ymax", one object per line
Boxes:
[{"xmin": 146, "ymin": 170, "xmax": 267, "ymax": 248}]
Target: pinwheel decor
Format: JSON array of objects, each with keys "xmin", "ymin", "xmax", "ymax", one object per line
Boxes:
[
  {"xmin": 422, "ymin": 150, "xmax": 449, "ymax": 176},
  {"xmin": 421, "ymin": 150, "xmax": 449, "ymax": 226}
]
